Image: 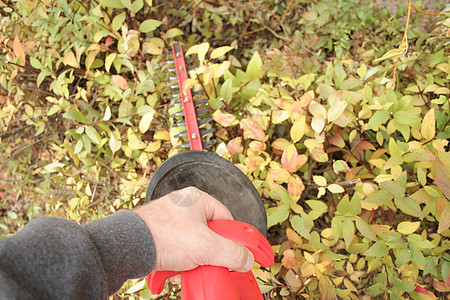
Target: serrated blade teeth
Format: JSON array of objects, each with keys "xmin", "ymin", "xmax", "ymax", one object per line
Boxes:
[
  {"xmin": 163, "ymin": 59, "xmax": 175, "ymax": 65},
  {"xmin": 166, "ymin": 83, "xmax": 180, "ymax": 90},
  {"xmin": 173, "ymin": 120, "xmax": 186, "ymax": 127},
  {"xmin": 187, "ymin": 64, "xmax": 199, "ymax": 71},
  {"xmin": 195, "ymin": 108, "xmax": 210, "ymax": 117},
  {"xmin": 185, "ymin": 57, "xmax": 196, "ymax": 64},
  {"xmin": 169, "ymin": 98, "xmax": 207, "ymax": 109},
  {"xmin": 202, "ymin": 139, "xmax": 217, "ymax": 149},
  {"xmin": 170, "ymin": 110, "xmax": 185, "ymax": 118},
  {"xmin": 191, "ymin": 90, "xmax": 205, "ymax": 97},
  {"xmin": 167, "ymin": 92, "xmax": 181, "ymax": 99},
  {"xmin": 194, "ymin": 98, "xmax": 208, "ymax": 107},
  {"xmin": 165, "ymin": 75, "xmax": 178, "ymax": 82},
  {"xmin": 169, "ymin": 101, "xmax": 182, "ymax": 108},
  {"xmin": 200, "ymin": 128, "xmax": 216, "ymax": 137},
  {"xmin": 163, "ymin": 66, "xmax": 177, "ymax": 73},
  {"xmin": 198, "ymin": 118, "xmax": 213, "ymax": 127},
  {"xmin": 176, "ymin": 141, "xmax": 191, "ymax": 149},
  {"xmin": 174, "ymin": 130, "xmax": 188, "ymax": 138}
]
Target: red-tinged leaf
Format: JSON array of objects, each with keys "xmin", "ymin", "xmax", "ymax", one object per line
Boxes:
[
  {"xmin": 295, "ymin": 154, "xmax": 308, "ymax": 171},
  {"xmin": 300, "ymin": 90, "xmax": 314, "ymax": 107},
  {"xmin": 249, "ymin": 141, "xmax": 265, "ymax": 152},
  {"xmin": 353, "ymin": 141, "xmax": 375, "ymax": 152},
  {"xmin": 240, "ymin": 119, "xmax": 266, "ymax": 141},
  {"xmin": 272, "ymin": 138, "xmax": 290, "ymax": 151},
  {"xmin": 291, "ymin": 101, "xmax": 303, "ymax": 116},
  {"xmin": 435, "ymin": 177, "xmax": 450, "ymax": 200},
  {"xmin": 414, "ymin": 285, "xmax": 437, "ymax": 299},
  {"xmin": 13, "ymin": 36, "xmax": 25, "ymax": 65},
  {"xmin": 433, "ymin": 274, "xmax": 450, "ymax": 292},
  {"xmin": 311, "ymin": 147, "xmax": 328, "ymax": 162},
  {"xmin": 215, "ymin": 128, "xmax": 228, "ymax": 140},
  {"xmin": 437, "ymin": 203, "xmax": 450, "ymax": 234},
  {"xmin": 213, "ymin": 110, "xmax": 238, "ymax": 127},
  {"xmin": 266, "ymin": 168, "xmax": 291, "ymax": 184},
  {"xmin": 273, "ymin": 98, "xmax": 292, "ymax": 110},
  {"xmin": 329, "ymin": 129, "xmax": 345, "ymax": 148},
  {"xmin": 235, "ymin": 163, "xmax": 248, "ymax": 175},
  {"xmin": 288, "ymin": 176, "xmax": 305, "ymax": 201},
  {"xmin": 282, "ymin": 249, "xmax": 296, "ymax": 269},
  {"xmin": 282, "ymin": 144, "xmax": 298, "ymax": 173},
  {"xmin": 105, "ymin": 36, "xmax": 113, "ymax": 46},
  {"xmin": 112, "ymin": 75, "xmax": 129, "ymax": 90},
  {"xmin": 227, "ymin": 137, "xmax": 242, "ymax": 154}
]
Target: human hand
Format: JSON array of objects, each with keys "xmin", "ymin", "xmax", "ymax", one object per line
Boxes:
[{"xmin": 134, "ymin": 187, "xmax": 255, "ymax": 273}]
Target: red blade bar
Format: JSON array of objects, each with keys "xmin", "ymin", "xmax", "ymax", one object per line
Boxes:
[{"xmin": 171, "ymin": 42, "xmax": 203, "ymax": 151}]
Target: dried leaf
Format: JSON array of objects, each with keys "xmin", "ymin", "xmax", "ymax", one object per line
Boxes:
[
  {"xmin": 282, "ymin": 249, "xmax": 296, "ymax": 269},
  {"xmin": 13, "ymin": 36, "xmax": 25, "ymax": 65},
  {"xmin": 438, "ymin": 203, "xmax": 450, "ymax": 234},
  {"xmin": 328, "ymin": 100, "xmax": 347, "ymax": 122},
  {"xmin": 112, "ymin": 75, "xmax": 129, "ymax": 90}
]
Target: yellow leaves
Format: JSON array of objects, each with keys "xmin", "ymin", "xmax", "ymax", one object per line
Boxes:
[
  {"xmin": 63, "ymin": 50, "xmax": 79, "ymax": 68},
  {"xmin": 300, "ymin": 251, "xmax": 332, "ymax": 279},
  {"xmin": 313, "ymin": 175, "xmax": 327, "ymax": 187},
  {"xmin": 198, "ymin": 42, "xmax": 209, "ymax": 65},
  {"xmin": 373, "ymin": 39, "xmax": 408, "ymax": 63},
  {"xmin": 105, "ymin": 53, "xmax": 117, "ymax": 72},
  {"xmin": 139, "ymin": 108, "xmax": 155, "ymax": 133},
  {"xmin": 128, "ymin": 133, "xmax": 146, "ymax": 150},
  {"xmin": 327, "ymin": 184, "xmax": 345, "ymax": 193},
  {"xmin": 290, "ymin": 115, "xmax": 306, "ymax": 142},
  {"xmin": 421, "ymin": 109, "xmax": 435, "ymax": 141},
  {"xmin": 210, "ymin": 46, "xmax": 234, "ymax": 59},
  {"xmin": 397, "ymin": 221, "xmax": 421, "ymax": 235},
  {"xmin": 154, "ymin": 130, "xmax": 170, "ymax": 140},
  {"xmin": 212, "ymin": 109, "xmax": 239, "ymax": 127}
]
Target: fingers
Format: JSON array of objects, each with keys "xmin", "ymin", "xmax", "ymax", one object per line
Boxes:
[
  {"xmin": 199, "ymin": 191, "xmax": 234, "ymax": 221},
  {"xmin": 204, "ymin": 232, "xmax": 255, "ymax": 272}
]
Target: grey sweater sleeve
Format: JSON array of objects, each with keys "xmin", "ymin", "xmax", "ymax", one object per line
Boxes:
[{"xmin": 0, "ymin": 210, "xmax": 156, "ymax": 299}]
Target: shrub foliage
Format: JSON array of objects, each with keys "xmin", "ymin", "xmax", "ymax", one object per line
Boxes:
[{"xmin": 1, "ymin": 0, "xmax": 449, "ymax": 298}]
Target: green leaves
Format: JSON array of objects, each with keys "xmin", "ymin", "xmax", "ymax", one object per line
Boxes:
[
  {"xmin": 63, "ymin": 110, "xmax": 86, "ymax": 123},
  {"xmin": 368, "ymin": 111, "xmax": 390, "ymax": 130},
  {"xmin": 364, "ymin": 241, "xmax": 388, "ymax": 257},
  {"xmin": 246, "ymin": 51, "xmax": 262, "ymax": 81},
  {"xmin": 210, "ymin": 46, "xmax": 234, "ymax": 59},
  {"xmin": 139, "ymin": 19, "xmax": 162, "ymax": 33}
]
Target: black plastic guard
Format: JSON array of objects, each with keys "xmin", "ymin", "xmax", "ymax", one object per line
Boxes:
[{"xmin": 145, "ymin": 151, "xmax": 267, "ymax": 237}]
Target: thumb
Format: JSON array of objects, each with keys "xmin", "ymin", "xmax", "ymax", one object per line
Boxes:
[{"xmin": 205, "ymin": 233, "xmax": 255, "ymax": 272}]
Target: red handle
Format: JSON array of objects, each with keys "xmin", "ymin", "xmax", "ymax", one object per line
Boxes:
[{"xmin": 147, "ymin": 220, "xmax": 273, "ymax": 299}]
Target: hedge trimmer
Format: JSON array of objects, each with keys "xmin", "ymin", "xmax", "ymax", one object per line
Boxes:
[{"xmin": 144, "ymin": 42, "xmax": 274, "ymax": 300}]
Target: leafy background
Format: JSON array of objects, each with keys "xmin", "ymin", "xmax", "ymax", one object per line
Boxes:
[{"xmin": 1, "ymin": 0, "xmax": 449, "ymax": 299}]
